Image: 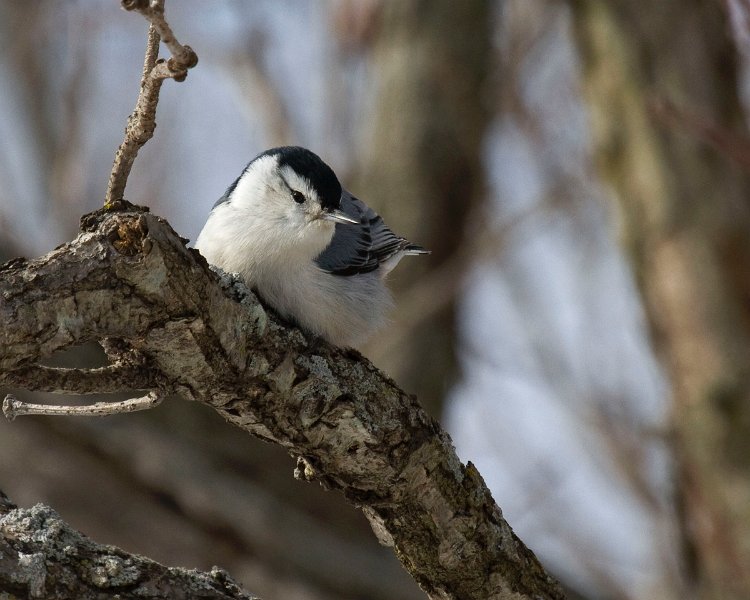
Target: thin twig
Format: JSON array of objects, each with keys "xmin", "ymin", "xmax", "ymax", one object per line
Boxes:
[
  {"xmin": 3, "ymin": 391, "xmax": 164, "ymax": 421},
  {"xmin": 141, "ymin": 23, "xmax": 161, "ymax": 85},
  {"xmin": 104, "ymin": 0, "xmax": 198, "ymax": 207},
  {"xmin": 123, "ymin": 0, "xmax": 196, "ymax": 69}
]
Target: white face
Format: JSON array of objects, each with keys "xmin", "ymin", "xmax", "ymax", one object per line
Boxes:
[{"xmin": 228, "ymin": 154, "xmax": 336, "ymax": 258}]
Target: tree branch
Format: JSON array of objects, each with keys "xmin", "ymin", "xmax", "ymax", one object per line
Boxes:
[
  {"xmin": 122, "ymin": 0, "xmax": 197, "ymax": 70},
  {"xmin": 0, "ymin": 360, "xmax": 159, "ymax": 395},
  {"xmin": 0, "ymin": 203, "xmax": 565, "ymax": 600},
  {"xmin": 3, "ymin": 391, "xmax": 163, "ymax": 420},
  {"xmin": 104, "ymin": 1, "xmax": 198, "ymax": 207},
  {"xmin": 0, "ymin": 491, "xmax": 257, "ymax": 599}
]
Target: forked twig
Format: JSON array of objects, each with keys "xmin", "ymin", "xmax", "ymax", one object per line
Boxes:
[{"xmin": 104, "ymin": 0, "xmax": 198, "ymax": 207}]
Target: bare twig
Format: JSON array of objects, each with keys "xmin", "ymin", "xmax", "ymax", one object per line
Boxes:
[
  {"xmin": 141, "ymin": 23, "xmax": 161, "ymax": 84},
  {"xmin": 104, "ymin": 1, "xmax": 198, "ymax": 207},
  {"xmin": 3, "ymin": 391, "xmax": 164, "ymax": 421},
  {"xmin": 122, "ymin": 0, "xmax": 197, "ymax": 71}
]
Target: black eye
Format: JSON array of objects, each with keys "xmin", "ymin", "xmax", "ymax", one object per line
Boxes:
[{"xmin": 291, "ymin": 190, "xmax": 305, "ymax": 204}]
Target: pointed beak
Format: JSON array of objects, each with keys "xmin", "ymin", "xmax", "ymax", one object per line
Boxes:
[{"xmin": 321, "ymin": 209, "xmax": 359, "ymax": 225}]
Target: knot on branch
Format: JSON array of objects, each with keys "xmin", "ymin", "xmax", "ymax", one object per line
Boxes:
[
  {"xmin": 107, "ymin": 214, "xmax": 150, "ymax": 256},
  {"xmin": 81, "ymin": 200, "xmax": 150, "ymax": 231}
]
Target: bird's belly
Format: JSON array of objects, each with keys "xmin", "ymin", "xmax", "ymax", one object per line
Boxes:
[{"xmin": 255, "ymin": 267, "xmax": 390, "ymax": 347}]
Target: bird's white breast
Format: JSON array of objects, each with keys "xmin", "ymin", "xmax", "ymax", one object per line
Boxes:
[{"xmin": 195, "ymin": 204, "xmax": 390, "ymax": 346}]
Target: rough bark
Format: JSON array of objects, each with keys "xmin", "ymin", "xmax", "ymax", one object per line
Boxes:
[
  {"xmin": 0, "ymin": 491, "xmax": 256, "ymax": 600},
  {"xmin": 0, "ymin": 203, "xmax": 564, "ymax": 600},
  {"xmin": 570, "ymin": 1, "xmax": 750, "ymax": 597}
]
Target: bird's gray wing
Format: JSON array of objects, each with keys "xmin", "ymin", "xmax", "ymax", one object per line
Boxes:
[{"xmin": 315, "ymin": 191, "xmax": 426, "ymax": 276}]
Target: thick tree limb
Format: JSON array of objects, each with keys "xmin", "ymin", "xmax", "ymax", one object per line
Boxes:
[
  {"xmin": 0, "ymin": 360, "xmax": 158, "ymax": 395},
  {"xmin": 0, "ymin": 203, "xmax": 564, "ymax": 600},
  {"xmin": 0, "ymin": 491, "xmax": 257, "ymax": 599}
]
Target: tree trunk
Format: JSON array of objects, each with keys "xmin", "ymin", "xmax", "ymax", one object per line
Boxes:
[
  {"xmin": 569, "ymin": 2, "xmax": 750, "ymax": 597},
  {"xmin": 357, "ymin": 0, "xmax": 493, "ymax": 416}
]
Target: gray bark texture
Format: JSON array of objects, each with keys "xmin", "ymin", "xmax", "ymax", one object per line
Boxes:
[
  {"xmin": 0, "ymin": 203, "xmax": 564, "ymax": 600},
  {"xmin": 0, "ymin": 491, "xmax": 256, "ymax": 599}
]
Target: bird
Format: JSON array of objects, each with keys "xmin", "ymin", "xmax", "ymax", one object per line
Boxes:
[{"xmin": 195, "ymin": 146, "xmax": 429, "ymax": 347}]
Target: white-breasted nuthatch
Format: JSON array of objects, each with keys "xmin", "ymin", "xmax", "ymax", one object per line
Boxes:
[{"xmin": 195, "ymin": 146, "xmax": 429, "ymax": 347}]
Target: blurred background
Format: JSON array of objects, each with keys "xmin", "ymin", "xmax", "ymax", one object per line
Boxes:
[{"xmin": 1, "ymin": 1, "xmax": 749, "ymax": 599}]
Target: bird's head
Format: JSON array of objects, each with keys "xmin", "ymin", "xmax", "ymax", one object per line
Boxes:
[{"xmin": 222, "ymin": 146, "xmax": 357, "ymax": 258}]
